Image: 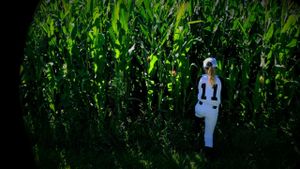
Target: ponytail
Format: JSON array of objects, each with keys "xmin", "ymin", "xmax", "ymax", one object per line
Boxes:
[{"xmin": 207, "ymin": 67, "xmax": 216, "ymax": 86}]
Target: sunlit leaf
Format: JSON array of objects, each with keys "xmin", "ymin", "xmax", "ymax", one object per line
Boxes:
[
  {"xmin": 281, "ymin": 15, "xmax": 297, "ymax": 34},
  {"xmin": 115, "ymin": 48, "xmax": 121, "ymax": 59},
  {"xmin": 148, "ymin": 54, "xmax": 158, "ymax": 74},
  {"xmin": 93, "ymin": 63, "xmax": 98, "ymax": 73},
  {"xmin": 264, "ymin": 23, "xmax": 274, "ymax": 43},
  {"xmin": 49, "ymin": 103, "xmax": 55, "ymax": 112},
  {"xmin": 188, "ymin": 20, "xmax": 204, "ymax": 25},
  {"xmin": 286, "ymin": 39, "xmax": 297, "ymax": 48}
]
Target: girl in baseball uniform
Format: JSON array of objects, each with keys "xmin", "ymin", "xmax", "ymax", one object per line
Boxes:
[{"xmin": 194, "ymin": 57, "xmax": 222, "ymax": 157}]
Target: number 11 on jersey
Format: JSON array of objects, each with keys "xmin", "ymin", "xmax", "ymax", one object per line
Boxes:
[{"xmin": 200, "ymin": 83, "xmax": 218, "ymax": 101}]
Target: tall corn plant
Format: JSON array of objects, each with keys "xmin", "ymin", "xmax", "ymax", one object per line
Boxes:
[
  {"xmin": 133, "ymin": 1, "xmax": 196, "ymax": 119},
  {"xmin": 170, "ymin": 2, "xmax": 195, "ymax": 117},
  {"xmin": 261, "ymin": 0, "xmax": 300, "ymax": 125},
  {"xmin": 136, "ymin": 0, "xmax": 177, "ymax": 116},
  {"xmin": 20, "ymin": 0, "xmax": 300, "ymax": 167},
  {"xmin": 20, "ymin": 0, "xmax": 115, "ymax": 167},
  {"xmin": 189, "ymin": 0, "xmax": 300, "ymax": 126}
]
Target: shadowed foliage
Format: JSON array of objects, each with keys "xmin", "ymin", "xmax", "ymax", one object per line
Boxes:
[{"xmin": 20, "ymin": 0, "xmax": 300, "ymax": 168}]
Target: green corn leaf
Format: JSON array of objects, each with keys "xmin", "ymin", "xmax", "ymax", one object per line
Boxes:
[
  {"xmin": 175, "ymin": 2, "xmax": 187, "ymax": 27},
  {"xmin": 86, "ymin": 0, "xmax": 91, "ymax": 15},
  {"xmin": 159, "ymin": 24, "xmax": 172, "ymax": 48},
  {"xmin": 237, "ymin": 20, "xmax": 247, "ymax": 38},
  {"xmin": 279, "ymin": 52, "xmax": 284, "ymax": 63},
  {"xmin": 115, "ymin": 48, "xmax": 121, "ymax": 59},
  {"xmin": 148, "ymin": 89, "xmax": 153, "ymax": 95},
  {"xmin": 135, "ymin": 0, "xmax": 143, "ymax": 6},
  {"xmin": 232, "ymin": 19, "xmax": 240, "ymax": 30},
  {"xmin": 187, "ymin": 1, "xmax": 192, "ymax": 16},
  {"xmin": 61, "ymin": 0, "xmax": 70, "ymax": 12},
  {"xmin": 281, "ymin": 15, "xmax": 297, "ymax": 34},
  {"xmin": 286, "ymin": 39, "xmax": 297, "ymax": 48},
  {"xmin": 173, "ymin": 27, "xmax": 181, "ymax": 41},
  {"xmin": 62, "ymin": 25, "xmax": 67, "ymax": 35},
  {"xmin": 144, "ymin": 0, "xmax": 153, "ymax": 21},
  {"xmin": 108, "ymin": 27, "xmax": 116, "ymax": 42},
  {"xmin": 115, "ymin": 39, "xmax": 121, "ymax": 46},
  {"xmin": 188, "ymin": 20, "xmax": 205, "ymax": 25},
  {"xmin": 264, "ymin": 23, "xmax": 274, "ymax": 43},
  {"xmin": 93, "ymin": 8, "xmax": 100, "ymax": 24},
  {"xmin": 275, "ymin": 74, "xmax": 281, "ymax": 80},
  {"xmin": 93, "ymin": 63, "xmax": 98, "ymax": 73},
  {"xmin": 88, "ymin": 30, "xmax": 94, "ymax": 41},
  {"xmin": 98, "ymin": 33, "xmax": 105, "ymax": 48},
  {"xmin": 148, "ymin": 54, "xmax": 158, "ymax": 74},
  {"xmin": 120, "ymin": 6, "xmax": 129, "ymax": 33},
  {"xmin": 139, "ymin": 7, "xmax": 148, "ymax": 22},
  {"xmin": 296, "ymin": 27, "xmax": 300, "ymax": 37},
  {"xmin": 68, "ymin": 20, "xmax": 74, "ymax": 33},
  {"xmin": 112, "ymin": 1, "xmax": 120, "ymax": 34},
  {"xmin": 207, "ymin": 16, "xmax": 213, "ymax": 23},
  {"xmin": 49, "ymin": 103, "xmax": 55, "ymax": 112},
  {"xmin": 49, "ymin": 18, "xmax": 54, "ymax": 37}
]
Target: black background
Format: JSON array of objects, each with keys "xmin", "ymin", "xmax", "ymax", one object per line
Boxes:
[{"xmin": 3, "ymin": 0, "xmax": 39, "ymax": 168}]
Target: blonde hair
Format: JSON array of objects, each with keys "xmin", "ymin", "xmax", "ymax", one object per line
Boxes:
[{"xmin": 206, "ymin": 67, "xmax": 216, "ymax": 86}]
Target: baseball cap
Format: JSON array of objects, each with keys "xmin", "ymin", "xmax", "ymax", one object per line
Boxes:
[{"xmin": 203, "ymin": 57, "xmax": 217, "ymax": 68}]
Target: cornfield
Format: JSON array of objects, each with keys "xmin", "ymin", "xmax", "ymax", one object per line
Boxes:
[{"xmin": 20, "ymin": 0, "xmax": 300, "ymax": 168}]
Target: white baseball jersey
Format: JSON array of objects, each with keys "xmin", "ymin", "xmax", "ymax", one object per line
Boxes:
[
  {"xmin": 195, "ymin": 74, "xmax": 222, "ymax": 147},
  {"xmin": 197, "ymin": 74, "xmax": 222, "ymax": 108}
]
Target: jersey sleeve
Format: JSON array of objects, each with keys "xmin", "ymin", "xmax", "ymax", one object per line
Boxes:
[
  {"xmin": 197, "ymin": 75, "xmax": 204, "ymax": 101},
  {"xmin": 216, "ymin": 77, "xmax": 222, "ymax": 105}
]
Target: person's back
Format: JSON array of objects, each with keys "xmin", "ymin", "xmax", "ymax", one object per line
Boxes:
[
  {"xmin": 194, "ymin": 57, "xmax": 222, "ymax": 159},
  {"xmin": 197, "ymin": 74, "xmax": 222, "ymax": 109}
]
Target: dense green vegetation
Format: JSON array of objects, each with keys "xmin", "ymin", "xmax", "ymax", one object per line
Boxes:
[{"xmin": 20, "ymin": 0, "xmax": 300, "ymax": 168}]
